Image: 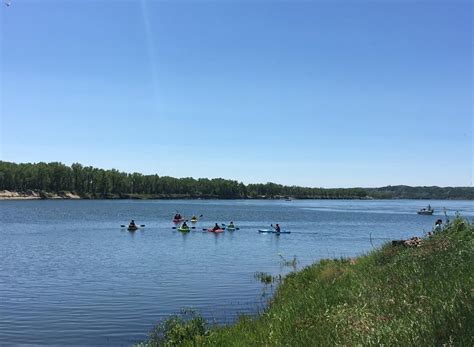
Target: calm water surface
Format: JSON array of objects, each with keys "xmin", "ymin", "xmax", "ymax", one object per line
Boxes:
[{"xmin": 0, "ymin": 199, "xmax": 472, "ymax": 345}]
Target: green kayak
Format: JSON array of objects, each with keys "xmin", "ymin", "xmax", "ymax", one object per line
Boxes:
[{"xmin": 178, "ymin": 227, "xmax": 191, "ymax": 232}]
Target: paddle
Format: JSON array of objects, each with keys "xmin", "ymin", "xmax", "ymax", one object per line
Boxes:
[
  {"xmin": 172, "ymin": 226, "xmax": 196, "ymax": 229},
  {"xmin": 172, "ymin": 219, "xmax": 190, "ymax": 225},
  {"xmin": 270, "ymin": 224, "xmax": 282, "ymax": 233},
  {"xmin": 121, "ymin": 224, "xmax": 145, "ymax": 227}
]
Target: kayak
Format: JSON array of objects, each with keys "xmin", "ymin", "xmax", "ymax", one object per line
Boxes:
[
  {"xmin": 259, "ymin": 230, "xmax": 291, "ymax": 234},
  {"xmin": 128, "ymin": 226, "xmax": 138, "ymax": 231},
  {"xmin": 207, "ymin": 228, "xmax": 224, "ymax": 233},
  {"xmin": 173, "ymin": 218, "xmax": 185, "ymax": 223},
  {"xmin": 190, "ymin": 219, "xmax": 198, "ymax": 223},
  {"xmin": 178, "ymin": 227, "xmax": 191, "ymax": 232},
  {"xmin": 226, "ymin": 226, "xmax": 236, "ymax": 231},
  {"xmin": 258, "ymin": 229, "xmax": 291, "ymax": 234}
]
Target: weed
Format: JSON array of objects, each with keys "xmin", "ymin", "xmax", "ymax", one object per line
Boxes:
[
  {"xmin": 278, "ymin": 254, "xmax": 298, "ymax": 268},
  {"xmin": 254, "ymin": 271, "xmax": 275, "ymax": 285}
]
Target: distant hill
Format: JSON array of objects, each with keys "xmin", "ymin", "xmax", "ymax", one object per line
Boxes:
[{"xmin": 365, "ymin": 185, "xmax": 474, "ymax": 200}]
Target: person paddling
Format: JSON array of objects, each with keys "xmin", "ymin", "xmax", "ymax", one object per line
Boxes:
[
  {"xmin": 228, "ymin": 221, "xmax": 235, "ymax": 228},
  {"xmin": 212, "ymin": 223, "xmax": 220, "ymax": 231},
  {"xmin": 274, "ymin": 223, "xmax": 281, "ymax": 233},
  {"xmin": 129, "ymin": 219, "xmax": 136, "ymax": 228},
  {"xmin": 181, "ymin": 221, "xmax": 189, "ymax": 229}
]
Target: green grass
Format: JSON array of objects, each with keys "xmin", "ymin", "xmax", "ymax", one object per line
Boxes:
[{"xmin": 140, "ymin": 216, "xmax": 474, "ymax": 346}]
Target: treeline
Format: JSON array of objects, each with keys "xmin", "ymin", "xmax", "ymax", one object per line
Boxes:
[
  {"xmin": 0, "ymin": 161, "xmax": 366, "ymax": 199},
  {"xmin": 365, "ymin": 185, "xmax": 474, "ymax": 200},
  {"xmin": 1, "ymin": 161, "xmax": 472, "ymax": 199}
]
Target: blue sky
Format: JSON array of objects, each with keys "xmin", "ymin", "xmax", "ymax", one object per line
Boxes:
[{"xmin": 1, "ymin": 0, "xmax": 472, "ymax": 187}]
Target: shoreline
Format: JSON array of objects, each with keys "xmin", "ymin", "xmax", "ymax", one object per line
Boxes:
[
  {"xmin": 0, "ymin": 190, "xmax": 81, "ymax": 200},
  {"xmin": 0, "ymin": 190, "xmax": 373, "ymax": 201},
  {"xmin": 0, "ymin": 190, "xmax": 472, "ymax": 201}
]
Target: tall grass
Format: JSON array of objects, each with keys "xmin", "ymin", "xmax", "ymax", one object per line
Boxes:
[{"xmin": 140, "ymin": 216, "xmax": 473, "ymax": 346}]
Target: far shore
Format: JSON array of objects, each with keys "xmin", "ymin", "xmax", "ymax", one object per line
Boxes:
[
  {"xmin": 1, "ymin": 190, "xmax": 472, "ymax": 201},
  {"xmin": 0, "ymin": 190, "xmax": 367, "ymax": 201}
]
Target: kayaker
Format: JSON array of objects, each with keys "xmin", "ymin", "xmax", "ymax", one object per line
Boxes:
[
  {"xmin": 191, "ymin": 215, "xmax": 198, "ymax": 221},
  {"xmin": 129, "ymin": 220, "xmax": 136, "ymax": 228},
  {"xmin": 212, "ymin": 223, "xmax": 220, "ymax": 231},
  {"xmin": 181, "ymin": 221, "xmax": 188, "ymax": 229},
  {"xmin": 275, "ymin": 224, "xmax": 281, "ymax": 233},
  {"xmin": 228, "ymin": 221, "xmax": 235, "ymax": 228},
  {"xmin": 174, "ymin": 213, "xmax": 182, "ymax": 220}
]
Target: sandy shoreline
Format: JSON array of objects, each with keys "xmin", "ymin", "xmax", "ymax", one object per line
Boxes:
[{"xmin": 0, "ymin": 190, "xmax": 81, "ymax": 200}]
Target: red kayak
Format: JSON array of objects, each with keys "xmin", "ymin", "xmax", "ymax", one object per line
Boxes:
[
  {"xmin": 173, "ymin": 218, "xmax": 185, "ymax": 223},
  {"xmin": 207, "ymin": 228, "xmax": 224, "ymax": 233}
]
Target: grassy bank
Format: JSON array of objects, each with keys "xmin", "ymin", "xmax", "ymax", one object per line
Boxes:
[{"xmin": 140, "ymin": 216, "xmax": 473, "ymax": 346}]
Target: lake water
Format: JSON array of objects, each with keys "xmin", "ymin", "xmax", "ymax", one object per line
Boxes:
[{"xmin": 0, "ymin": 199, "xmax": 472, "ymax": 345}]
